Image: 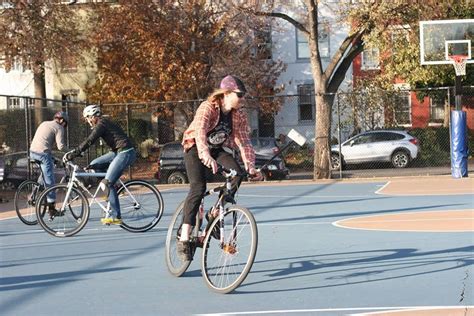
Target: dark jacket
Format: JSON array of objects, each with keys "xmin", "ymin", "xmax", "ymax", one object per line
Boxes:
[{"xmin": 77, "ymin": 117, "xmax": 134, "ymax": 153}]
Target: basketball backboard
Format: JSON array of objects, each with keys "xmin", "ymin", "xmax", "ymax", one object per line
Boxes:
[{"xmin": 419, "ymin": 19, "xmax": 473, "ymax": 65}]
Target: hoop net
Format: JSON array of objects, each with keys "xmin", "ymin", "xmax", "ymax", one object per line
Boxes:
[{"xmin": 448, "ymin": 55, "xmax": 468, "ymax": 76}]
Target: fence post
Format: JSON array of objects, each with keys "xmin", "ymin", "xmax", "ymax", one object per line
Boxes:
[
  {"xmin": 126, "ymin": 103, "xmax": 132, "ymax": 179},
  {"xmin": 25, "ymin": 97, "xmax": 32, "ymax": 179},
  {"xmin": 65, "ymin": 101, "xmax": 70, "ymax": 148},
  {"xmin": 336, "ymin": 93, "xmax": 342, "ymax": 179}
]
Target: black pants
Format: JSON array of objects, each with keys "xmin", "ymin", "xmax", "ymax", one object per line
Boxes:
[{"xmin": 182, "ymin": 146, "xmax": 243, "ymax": 225}]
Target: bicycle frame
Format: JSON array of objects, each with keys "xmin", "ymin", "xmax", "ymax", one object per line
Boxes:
[
  {"xmin": 195, "ymin": 167, "xmax": 239, "ymax": 247},
  {"xmin": 61, "ymin": 161, "xmax": 139, "ymax": 217}
]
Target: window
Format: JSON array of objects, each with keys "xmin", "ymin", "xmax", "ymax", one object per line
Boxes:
[
  {"xmin": 373, "ymin": 132, "xmax": 404, "ymax": 142},
  {"xmin": 162, "ymin": 143, "xmax": 185, "ymax": 158},
  {"xmin": 7, "ymin": 97, "xmax": 20, "ymax": 109},
  {"xmin": 0, "ymin": 1, "xmax": 13, "ymax": 8},
  {"xmin": 318, "ymin": 23, "xmax": 330, "ymax": 58},
  {"xmin": 351, "ymin": 134, "xmax": 374, "ymax": 145},
  {"xmin": 392, "ymin": 91, "xmax": 411, "ymax": 125},
  {"xmin": 391, "ymin": 26, "xmax": 409, "ymax": 55},
  {"xmin": 61, "ymin": 90, "xmax": 79, "ymax": 104},
  {"xmin": 296, "ymin": 29, "xmax": 310, "ymax": 60},
  {"xmin": 7, "ymin": 97, "xmax": 34, "ymax": 110},
  {"xmin": 11, "ymin": 59, "xmax": 24, "ymax": 72},
  {"xmin": 361, "ymin": 47, "xmax": 380, "ymax": 70},
  {"xmin": 297, "ymin": 84, "xmax": 314, "ymax": 121},
  {"xmin": 430, "ymin": 94, "xmax": 445, "ymax": 123},
  {"xmin": 296, "ymin": 23, "xmax": 329, "ymax": 60},
  {"xmin": 60, "ymin": 55, "xmax": 77, "ymax": 72},
  {"xmin": 252, "ymin": 27, "xmax": 272, "ymax": 60}
]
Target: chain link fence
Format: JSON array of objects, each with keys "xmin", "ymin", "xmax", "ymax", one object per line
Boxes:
[{"xmin": 0, "ymin": 86, "xmax": 472, "ymax": 197}]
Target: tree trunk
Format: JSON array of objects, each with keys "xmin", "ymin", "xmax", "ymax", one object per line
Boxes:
[
  {"xmin": 313, "ymin": 94, "xmax": 334, "ymax": 179},
  {"xmin": 33, "ymin": 67, "xmax": 47, "ymax": 126}
]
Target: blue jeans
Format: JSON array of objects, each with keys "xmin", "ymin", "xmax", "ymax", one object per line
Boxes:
[
  {"xmin": 90, "ymin": 148, "xmax": 136, "ymax": 218},
  {"xmin": 29, "ymin": 151, "xmax": 56, "ymax": 203}
]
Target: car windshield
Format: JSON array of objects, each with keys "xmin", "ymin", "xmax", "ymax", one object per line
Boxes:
[{"xmin": 161, "ymin": 144, "xmax": 183, "ymax": 158}]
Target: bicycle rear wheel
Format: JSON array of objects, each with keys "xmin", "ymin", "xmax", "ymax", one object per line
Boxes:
[
  {"xmin": 36, "ymin": 184, "xmax": 89, "ymax": 237},
  {"xmin": 165, "ymin": 201, "xmax": 198, "ymax": 277},
  {"xmin": 202, "ymin": 205, "xmax": 258, "ymax": 294},
  {"xmin": 15, "ymin": 180, "xmax": 42, "ymax": 225},
  {"xmin": 118, "ymin": 180, "xmax": 164, "ymax": 232}
]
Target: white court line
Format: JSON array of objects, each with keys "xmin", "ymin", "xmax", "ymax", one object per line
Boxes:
[
  {"xmin": 258, "ymin": 221, "xmax": 333, "ymax": 226},
  {"xmin": 336, "ymin": 217, "xmax": 473, "ymax": 223},
  {"xmin": 195, "ymin": 305, "xmax": 473, "ymax": 315},
  {"xmin": 374, "ymin": 181, "xmax": 390, "ymax": 195},
  {"xmin": 238, "ymin": 194, "xmax": 377, "ymax": 198},
  {"xmin": 332, "ymin": 209, "xmax": 474, "ymax": 232},
  {"xmin": 1, "ymin": 215, "xmax": 19, "ymax": 221},
  {"xmin": 350, "ymin": 306, "xmax": 474, "ymax": 315}
]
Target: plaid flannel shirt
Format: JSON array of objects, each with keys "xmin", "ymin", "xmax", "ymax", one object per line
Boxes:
[{"xmin": 182, "ymin": 100, "xmax": 256, "ymax": 170}]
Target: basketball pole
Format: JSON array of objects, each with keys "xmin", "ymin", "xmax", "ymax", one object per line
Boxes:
[
  {"xmin": 454, "ymin": 75, "xmax": 462, "ymax": 110},
  {"xmin": 450, "ymin": 73, "xmax": 468, "ymax": 178}
]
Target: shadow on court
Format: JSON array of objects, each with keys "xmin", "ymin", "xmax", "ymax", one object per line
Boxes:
[{"xmin": 236, "ymin": 245, "xmax": 473, "ymax": 294}]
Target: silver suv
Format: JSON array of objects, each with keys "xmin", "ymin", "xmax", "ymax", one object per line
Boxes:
[{"xmin": 331, "ymin": 130, "xmax": 420, "ymax": 169}]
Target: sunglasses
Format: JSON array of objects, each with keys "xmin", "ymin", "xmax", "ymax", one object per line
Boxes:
[{"xmin": 235, "ymin": 91, "xmax": 246, "ymax": 98}]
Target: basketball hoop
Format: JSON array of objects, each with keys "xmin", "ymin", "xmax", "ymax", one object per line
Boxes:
[{"xmin": 448, "ymin": 55, "xmax": 468, "ymax": 76}]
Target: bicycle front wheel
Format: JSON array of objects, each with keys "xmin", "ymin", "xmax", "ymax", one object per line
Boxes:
[
  {"xmin": 118, "ymin": 180, "xmax": 164, "ymax": 232},
  {"xmin": 202, "ymin": 206, "xmax": 258, "ymax": 294},
  {"xmin": 15, "ymin": 180, "xmax": 42, "ymax": 225},
  {"xmin": 36, "ymin": 184, "xmax": 89, "ymax": 237},
  {"xmin": 165, "ymin": 201, "xmax": 193, "ymax": 277}
]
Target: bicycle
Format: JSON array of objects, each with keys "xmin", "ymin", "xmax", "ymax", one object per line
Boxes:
[
  {"xmin": 165, "ymin": 164, "xmax": 258, "ymax": 294},
  {"xmin": 35, "ymin": 153, "xmax": 164, "ymax": 237},
  {"xmin": 14, "ymin": 156, "xmax": 67, "ymax": 225},
  {"xmin": 164, "ymin": 129, "xmax": 307, "ymax": 294}
]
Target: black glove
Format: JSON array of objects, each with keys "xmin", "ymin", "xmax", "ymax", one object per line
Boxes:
[{"xmin": 64, "ymin": 149, "xmax": 80, "ymax": 163}]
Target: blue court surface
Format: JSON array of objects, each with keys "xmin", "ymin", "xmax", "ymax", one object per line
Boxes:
[{"xmin": 0, "ymin": 181, "xmax": 473, "ymax": 315}]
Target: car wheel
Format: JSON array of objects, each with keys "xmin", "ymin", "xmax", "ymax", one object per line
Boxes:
[
  {"xmin": 167, "ymin": 171, "xmax": 188, "ymax": 184},
  {"xmin": 0, "ymin": 180, "xmax": 16, "ymax": 191},
  {"xmin": 331, "ymin": 153, "xmax": 342, "ymax": 170},
  {"xmin": 391, "ymin": 150, "xmax": 409, "ymax": 168}
]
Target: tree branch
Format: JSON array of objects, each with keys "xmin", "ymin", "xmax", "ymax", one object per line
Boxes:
[
  {"xmin": 328, "ymin": 41, "xmax": 365, "ymax": 93},
  {"xmin": 252, "ymin": 10, "xmax": 308, "ymax": 34}
]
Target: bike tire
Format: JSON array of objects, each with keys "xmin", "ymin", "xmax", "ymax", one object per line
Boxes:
[
  {"xmin": 14, "ymin": 180, "xmax": 42, "ymax": 225},
  {"xmin": 165, "ymin": 201, "xmax": 194, "ymax": 277},
  {"xmin": 118, "ymin": 180, "xmax": 164, "ymax": 232},
  {"xmin": 201, "ymin": 205, "xmax": 258, "ymax": 294},
  {"xmin": 36, "ymin": 184, "xmax": 90, "ymax": 237}
]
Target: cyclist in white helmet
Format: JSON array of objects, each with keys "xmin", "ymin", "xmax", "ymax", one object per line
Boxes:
[
  {"xmin": 65, "ymin": 104, "xmax": 136, "ymax": 225},
  {"xmin": 30, "ymin": 111, "xmax": 69, "ymax": 218}
]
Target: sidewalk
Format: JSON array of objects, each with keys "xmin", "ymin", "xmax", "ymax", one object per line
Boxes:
[{"xmin": 0, "ymin": 197, "xmax": 16, "ymax": 219}]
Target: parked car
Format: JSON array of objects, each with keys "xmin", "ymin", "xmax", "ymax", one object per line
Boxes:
[
  {"xmin": 155, "ymin": 142, "xmax": 290, "ymax": 184},
  {"xmin": 0, "ymin": 151, "xmax": 66, "ymax": 190},
  {"xmin": 251, "ymin": 137, "xmax": 280, "ymax": 157},
  {"xmin": 330, "ymin": 130, "xmax": 420, "ymax": 169}
]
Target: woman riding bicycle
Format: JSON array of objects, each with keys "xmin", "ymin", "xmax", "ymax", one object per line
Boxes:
[
  {"xmin": 65, "ymin": 104, "xmax": 136, "ymax": 225},
  {"xmin": 178, "ymin": 75, "xmax": 262, "ymax": 261}
]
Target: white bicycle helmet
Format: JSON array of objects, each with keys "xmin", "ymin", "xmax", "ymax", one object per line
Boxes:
[{"xmin": 83, "ymin": 104, "xmax": 101, "ymax": 118}]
